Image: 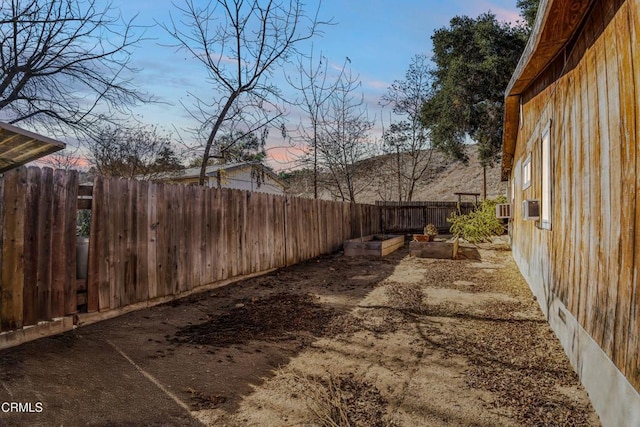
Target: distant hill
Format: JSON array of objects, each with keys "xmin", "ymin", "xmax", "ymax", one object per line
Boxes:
[{"xmin": 282, "ymin": 144, "xmax": 507, "ymax": 204}]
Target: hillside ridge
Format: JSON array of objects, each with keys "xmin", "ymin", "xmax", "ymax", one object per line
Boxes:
[{"xmin": 283, "ymin": 144, "xmax": 507, "ymax": 203}]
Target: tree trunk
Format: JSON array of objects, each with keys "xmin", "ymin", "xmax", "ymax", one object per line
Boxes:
[
  {"xmin": 482, "ymin": 166, "xmax": 487, "ymax": 200},
  {"xmin": 199, "ymin": 91, "xmax": 240, "ymax": 185}
]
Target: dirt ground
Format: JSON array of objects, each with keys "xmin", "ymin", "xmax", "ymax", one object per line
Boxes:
[{"xmin": 0, "ymin": 241, "xmax": 599, "ymax": 426}]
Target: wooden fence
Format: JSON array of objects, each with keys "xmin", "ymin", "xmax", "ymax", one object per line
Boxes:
[
  {"xmin": 377, "ymin": 201, "xmax": 476, "ymax": 232},
  {"xmin": 0, "ymin": 167, "xmax": 78, "ymax": 331},
  {"xmin": 0, "ymin": 167, "xmax": 382, "ymax": 333}
]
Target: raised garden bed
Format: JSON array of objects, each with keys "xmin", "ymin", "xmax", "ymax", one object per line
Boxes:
[
  {"xmin": 413, "ymin": 234, "xmax": 434, "ymax": 242},
  {"xmin": 344, "ymin": 234, "xmax": 405, "ymax": 257},
  {"xmin": 410, "ymin": 238, "xmax": 459, "ymax": 259}
]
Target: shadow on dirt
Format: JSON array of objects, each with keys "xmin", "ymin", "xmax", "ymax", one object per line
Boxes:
[
  {"xmin": 170, "ymin": 292, "xmax": 334, "ymax": 347},
  {"xmin": 0, "ymin": 247, "xmax": 407, "ymax": 426},
  {"xmin": 154, "ymin": 249, "xmax": 407, "ymax": 415}
]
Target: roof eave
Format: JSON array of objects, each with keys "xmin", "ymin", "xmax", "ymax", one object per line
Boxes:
[
  {"xmin": 0, "ymin": 122, "xmax": 66, "ymax": 173},
  {"xmin": 501, "ymin": 0, "xmax": 594, "ymax": 180}
]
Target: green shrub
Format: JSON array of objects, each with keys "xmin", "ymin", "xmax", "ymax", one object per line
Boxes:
[
  {"xmin": 77, "ymin": 210, "xmax": 91, "ymax": 237},
  {"xmin": 448, "ymin": 196, "xmax": 507, "ymax": 243}
]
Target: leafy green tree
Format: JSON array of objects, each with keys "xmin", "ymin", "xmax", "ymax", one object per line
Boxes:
[
  {"xmin": 448, "ymin": 196, "xmax": 507, "ymax": 243},
  {"xmin": 517, "ymin": 0, "xmax": 540, "ymax": 29},
  {"xmin": 421, "ymin": 13, "xmax": 528, "ymax": 167},
  {"xmin": 212, "ymin": 131, "xmax": 267, "ymax": 164}
]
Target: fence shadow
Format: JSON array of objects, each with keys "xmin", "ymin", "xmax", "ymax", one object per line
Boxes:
[{"xmin": 0, "ymin": 247, "xmax": 407, "ymax": 424}]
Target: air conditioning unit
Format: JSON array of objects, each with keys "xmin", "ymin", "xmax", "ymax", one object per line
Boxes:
[
  {"xmin": 522, "ymin": 199, "xmax": 540, "ymax": 220},
  {"xmin": 495, "ymin": 203, "xmax": 512, "ymax": 219}
]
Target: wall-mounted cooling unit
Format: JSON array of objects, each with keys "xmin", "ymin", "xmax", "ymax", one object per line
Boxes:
[
  {"xmin": 522, "ymin": 199, "xmax": 540, "ymax": 220},
  {"xmin": 495, "ymin": 203, "xmax": 512, "ymax": 219}
]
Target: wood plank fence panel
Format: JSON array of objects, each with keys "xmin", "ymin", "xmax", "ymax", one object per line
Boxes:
[
  {"xmin": 60, "ymin": 168, "xmax": 78, "ymax": 316},
  {"xmin": 23, "ymin": 167, "xmax": 42, "ymax": 326},
  {"xmin": 212, "ymin": 188, "xmax": 224, "ymax": 281},
  {"xmin": 0, "ymin": 169, "xmax": 4, "ymax": 328},
  {"xmin": 169, "ymin": 184, "xmax": 180, "ymax": 295},
  {"xmin": 136, "ymin": 180, "xmax": 150, "ymax": 303},
  {"xmin": 1, "ymin": 167, "xmax": 26, "ymax": 330},
  {"xmin": 110, "ymin": 178, "xmax": 123, "ymax": 309},
  {"xmin": 88, "ymin": 176, "xmax": 104, "ymax": 312},
  {"xmin": 124, "ymin": 178, "xmax": 137, "ymax": 306},
  {"xmin": 2, "ymin": 169, "xmax": 398, "ymax": 338},
  {"xmin": 377, "ymin": 201, "xmax": 475, "ymax": 233},
  {"xmin": 36, "ymin": 168, "xmax": 53, "ymax": 322},
  {"xmin": 272, "ymin": 193, "xmax": 285, "ymax": 269},
  {"xmin": 198, "ymin": 187, "xmax": 208, "ymax": 284},
  {"xmin": 51, "ymin": 169, "xmax": 69, "ymax": 316},
  {"xmin": 155, "ymin": 183, "xmax": 169, "ymax": 298},
  {"xmin": 0, "ymin": 167, "xmax": 78, "ymax": 330}
]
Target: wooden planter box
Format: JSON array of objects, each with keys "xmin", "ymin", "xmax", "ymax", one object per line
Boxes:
[
  {"xmin": 344, "ymin": 234, "xmax": 404, "ymax": 257},
  {"xmin": 410, "ymin": 238, "xmax": 459, "ymax": 259}
]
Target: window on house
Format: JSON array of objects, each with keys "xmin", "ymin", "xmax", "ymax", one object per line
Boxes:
[
  {"xmin": 510, "ymin": 173, "xmax": 515, "ymax": 205},
  {"xmin": 540, "ymin": 124, "xmax": 552, "ymax": 229},
  {"xmin": 522, "ymin": 154, "xmax": 531, "ymax": 190}
]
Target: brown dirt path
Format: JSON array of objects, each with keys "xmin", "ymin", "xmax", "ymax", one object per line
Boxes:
[
  {"xmin": 211, "ymin": 244, "xmax": 600, "ymax": 426},
  {"xmin": 0, "ymin": 243, "xmax": 599, "ymax": 426}
]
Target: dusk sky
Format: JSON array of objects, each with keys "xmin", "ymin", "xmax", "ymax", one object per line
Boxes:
[{"xmin": 109, "ymin": 0, "xmax": 524, "ymax": 170}]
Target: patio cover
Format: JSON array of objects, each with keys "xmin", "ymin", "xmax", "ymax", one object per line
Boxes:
[{"xmin": 0, "ymin": 122, "xmax": 66, "ymax": 173}]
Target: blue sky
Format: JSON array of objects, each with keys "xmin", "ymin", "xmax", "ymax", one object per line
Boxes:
[{"xmin": 114, "ymin": 0, "xmax": 523, "ymax": 170}]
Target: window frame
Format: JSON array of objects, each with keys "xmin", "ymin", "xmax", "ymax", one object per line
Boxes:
[
  {"xmin": 540, "ymin": 122, "xmax": 552, "ymax": 230},
  {"xmin": 522, "ymin": 154, "xmax": 532, "ymax": 190}
]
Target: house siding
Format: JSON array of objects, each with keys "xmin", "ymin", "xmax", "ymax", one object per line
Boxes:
[
  {"xmin": 167, "ymin": 165, "xmax": 285, "ymax": 195},
  {"xmin": 509, "ymin": 0, "xmax": 640, "ymax": 421},
  {"xmin": 210, "ymin": 169, "xmax": 285, "ymax": 195}
]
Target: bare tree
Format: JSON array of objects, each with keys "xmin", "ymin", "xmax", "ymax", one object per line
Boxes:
[
  {"xmin": 0, "ymin": 0, "xmax": 146, "ymax": 135},
  {"xmin": 380, "ymin": 54, "xmax": 433, "ymax": 202},
  {"xmin": 86, "ymin": 124, "xmax": 183, "ymax": 179},
  {"xmin": 317, "ymin": 69, "xmax": 375, "ymax": 203},
  {"xmin": 38, "ymin": 146, "xmax": 84, "ymax": 171},
  {"xmin": 163, "ymin": 0, "xmax": 329, "ymax": 185},
  {"xmin": 286, "ymin": 48, "xmax": 346, "ymax": 199}
]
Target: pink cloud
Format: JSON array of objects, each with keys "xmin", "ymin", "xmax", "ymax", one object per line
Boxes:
[
  {"xmin": 265, "ymin": 145, "xmax": 305, "ymax": 171},
  {"xmin": 471, "ymin": 1, "xmax": 522, "ymax": 24}
]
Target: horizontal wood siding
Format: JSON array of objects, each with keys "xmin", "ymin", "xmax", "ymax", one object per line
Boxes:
[{"xmin": 511, "ymin": 0, "xmax": 640, "ymax": 391}]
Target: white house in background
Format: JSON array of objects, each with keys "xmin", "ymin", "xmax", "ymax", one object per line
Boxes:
[{"xmin": 165, "ymin": 162, "xmax": 286, "ymax": 195}]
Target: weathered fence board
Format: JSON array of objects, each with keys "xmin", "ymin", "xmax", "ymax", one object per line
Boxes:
[
  {"xmin": 376, "ymin": 201, "xmax": 475, "ymax": 232},
  {"xmin": 3, "ymin": 167, "xmax": 491, "ymax": 343},
  {"xmin": 0, "ymin": 171, "xmax": 4, "ymax": 326},
  {"xmin": 48, "ymin": 167, "xmax": 67, "ymax": 318},
  {"xmin": 1, "ymin": 168, "xmax": 26, "ymax": 331},
  {"xmin": 1, "ymin": 167, "xmax": 78, "ymax": 331}
]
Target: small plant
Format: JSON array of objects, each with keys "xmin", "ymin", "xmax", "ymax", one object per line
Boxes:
[
  {"xmin": 423, "ymin": 223, "xmax": 438, "ymax": 236},
  {"xmin": 448, "ymin": 196, "xmax": 507, "ymax": 243},
  {"xmin": 77, "ymin": 210, "xmax": 91, "ymax": 237}
]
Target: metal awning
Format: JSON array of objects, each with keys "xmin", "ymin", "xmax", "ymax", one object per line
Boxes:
[{"xmin": 0, "ymin": 122, "xmax": 66, "ymax": 173}]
